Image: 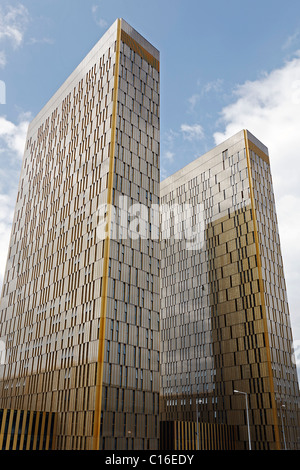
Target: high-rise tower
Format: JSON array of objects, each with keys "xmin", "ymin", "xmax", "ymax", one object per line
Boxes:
[
  {"xmin": 160, "ymin": 130, "xmax": 299, "ymax": 450},
  {"xmin": 0, "ymin": 19, "xmax": 160, "ymax": 451}
]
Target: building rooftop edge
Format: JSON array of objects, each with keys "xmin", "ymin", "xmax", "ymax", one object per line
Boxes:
[
  {"xmin": 120, "ymin": 18, "xmax": 160, "ymax": 60},
  {"xmin": 160, "ymin": 129, "xmax": 269, "ymax": 192},
  {"xmin": 27, "ymin": 18, "xmax": 159, "ymax": 133}
]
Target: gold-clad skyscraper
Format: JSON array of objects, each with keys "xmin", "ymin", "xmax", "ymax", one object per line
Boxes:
[
  {"xmin": 160, "ymin": 130, "xmax": 299, "ymax": 450},
  {"xmin": 0, "ymin": 19, "xmax": 160, "ymax": 450},
  {"xmin": 0, "ymin": 17, "xmax": 299, "ymax": 453}
]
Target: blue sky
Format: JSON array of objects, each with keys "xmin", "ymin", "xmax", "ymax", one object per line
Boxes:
[{"xmin": 1, "ymin": 0, "xmax": 300, "ymax": 371}]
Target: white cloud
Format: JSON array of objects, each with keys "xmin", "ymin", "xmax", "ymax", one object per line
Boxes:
[
  {"xmin": 214, "ymin": 51, "xmax": 300, "ymax": 195},
  {"xmin": 0, "ymin": 3, "xmax": 29, "ymax": 69},
  {"xmin": 161, "ymin": 131, "xmax": 178, "ymax": 178},
  {"xmin": 163, "ymin": 151, "xmax": 175, "ymax": 162},
  {"xmin": 0, "ymin": 50, "xmax": 6, "ymax": 68},
  {"xmin": 181, "ymin": 123, "xmax": 204, "ymax": 141},
  {"xmin": 164, "ymin": 129, "xmax": 179, "ymax": 144},
  {"xmin": 0, "ymin": 114, "xmax": 30, "ymax": 159},
  {"xmin": 188, "ymin": 79, "xmax": 223, "ymax": 112},
  {"xmin": 0, "ymin": 114, "xmax": 30, "ymax": 292},
  {"xmin": 188, "ymin": 94, "xmax": 200, "ymax": 111},
  {"xmin": 91, "ymin": 5, "xmax": 108, "ymax": 29},
  {"xmin": 213, "ymin": 51, "xmax": 300, "ymax": 347},
  {"xmin": 0, "ymin": 4, "xmax": 29, "ymax": 49},
  {"xmin": 161, "ymin": 150, "xmax": 175, "ymax": 167},
  {"xmin": 160, "ymin": 167, "xmax": 168, "ymax": 181},
  {"xmin": 202, "ymin": 78, "xmax": 223, "ymax": 95},
  {"xmin": 27, "ymin": 37, "xmax": 54, "ymax": 46},
  {"xmin": 0, "ymin": 192, "xmax": 15, "ymax": 291},
  {"xmin": 282, "ymin": 30, "xmax": 300, "ymax": 50},
  {"xmin": 0, "ymin": 79, "xmax": 5, "ymax": 104}
]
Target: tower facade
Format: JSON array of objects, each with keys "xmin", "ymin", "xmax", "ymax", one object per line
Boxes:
[
  {"xmin": 0, "ymin": 19, "xmax": 160, "ymax": 450},
  {"xmin": 160, "ymin": 130, "xmax": 299, "ymax": 450}
]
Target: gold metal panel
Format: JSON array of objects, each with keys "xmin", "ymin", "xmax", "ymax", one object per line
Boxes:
[
  {"xmin": 39, "ymin": 412, "xmax": 47, "ymax": 450},
  {"xmin": 121, "ymin": 29, "xmax": 160, "ymax": 71},
  {"xmin": 32, "ymin": 411, "xmax": 40, "ymax": 450},
  {"xmin": 244, "ymin": 129, "xmax": 280, "ymax": 449},
  {"xmin": 5, "ymin": 409, "xmax": 14, "ymax": 450},
  {"xmin": 19, "ymin": 411, "xmax": 27, "ymax": 450},
  {"xmin": 0, "ymin": 409, "xmax": 7, "ymax": 450},
  {"xmin": 92, "ymin": 18, "xmax": 121, "ymax": 450},
  {"xmin": 248, "ymin": 139, "xmax": 270, "ymax": 165},
  {"xmin": 12, "ymin": 410, "xmax": 21, "ymax": 450},
  {"xmin": 25, "ymin": 411, "xmax": 34, "ymax": 450}
]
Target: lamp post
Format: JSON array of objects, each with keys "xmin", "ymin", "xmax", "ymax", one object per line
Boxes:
[
  {"xmin": 279, "ymin": 404, "xmax": 287, "ymax": 450},
  {"xmin": 234, "ymin": 389, "xmax": 251, "ymax": 450},
  {"xmin": 196, "ymin": 398, "xmax": 199, "ymax": 450},
  {"xmin": 195, "ymin": 397, "xmax": 204, "ymax": 450}
]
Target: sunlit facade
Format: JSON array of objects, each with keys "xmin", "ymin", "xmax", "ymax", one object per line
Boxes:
[
  {"xmin": 0, "ymin": 18, "xmax": 160, "ymax": 450},
  {"xmin": 0, "ymin": 16, "xmax": 299, "ymax": 452},
  {"xmin": 160, "ymin": 130, "xmax": 300, "ymax": 450}
]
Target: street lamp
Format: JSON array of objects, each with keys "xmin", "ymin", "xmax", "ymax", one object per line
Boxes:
[
  {"xmin": 196, "ymin": 398, "xmax": 199, "ymax": 450},
  {"xmin": 234, "ymin": 389, "xmax": 251, "ymax": 450},
  {"xmin": 279, "ymin": 404, "xmax": 287, "ymax": 450},
  {"xmin": 195, "ymin": 398, "xmax": 204, "ymax": 450}
]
